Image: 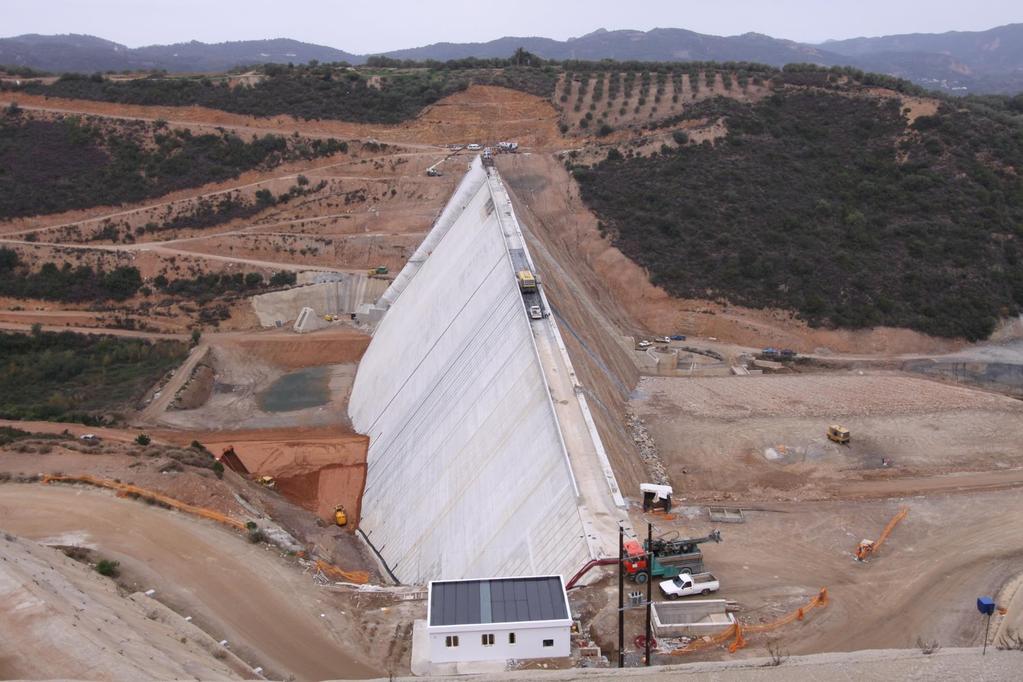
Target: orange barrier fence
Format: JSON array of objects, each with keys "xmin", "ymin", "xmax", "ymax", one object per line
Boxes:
[
  {"xmin": 42, "ymin": 474, "xmax": 248, "ymax": 530},
  {"xmin": 42, "ymin": 474, "xmax": 369, "ymax": 584},
  {"xmin": 671, "ymin": 587, "xmax": 830, "ymax": 655},
  {"xmin": 315, "ymin": 559, "xmax": 370, "ymax": 585}
]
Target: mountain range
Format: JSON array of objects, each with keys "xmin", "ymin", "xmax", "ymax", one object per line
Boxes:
[{"xmin": 2, "ymin": 23, "xmax": 1023, "ymax": 94}]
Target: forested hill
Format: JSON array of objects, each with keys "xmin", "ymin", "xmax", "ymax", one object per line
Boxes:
[{"xmin": 573, "ymin": 84, "xmax": 1023, "ymax": 341}]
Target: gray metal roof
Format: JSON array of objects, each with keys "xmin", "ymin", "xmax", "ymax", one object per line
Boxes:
[{"xmin": 429, "ymin": 576, "xmax": 568, "ymax": 626}]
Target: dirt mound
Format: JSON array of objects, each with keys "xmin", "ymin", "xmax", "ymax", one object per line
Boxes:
[
  {"xmin": 166, "ymin": 427, "xmax": 369, "ymax": 524},
  {"xmin": 229, "ymin": 327, "xmax": 370, "ymax": 368}
]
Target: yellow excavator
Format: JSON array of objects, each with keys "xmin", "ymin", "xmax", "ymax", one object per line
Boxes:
[{"xmin": 333, "ymin": 505, "xmax": 348, "ymax": 527}]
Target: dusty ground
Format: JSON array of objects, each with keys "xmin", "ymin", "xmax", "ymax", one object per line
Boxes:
[
  {"xmin": 572, "ymin": 488, "xmax": 1023, "ymax": 664},
  {"xmin": 0, "ymin": 531, "xmax": 252, "ymax": 680},
  {"xmin": 0, "ymin": 484, "xmax": 422, "ymax": 681},
  {"xmin": 631, "ymin": 372, "xmax": 1023, "ymax": 501}
]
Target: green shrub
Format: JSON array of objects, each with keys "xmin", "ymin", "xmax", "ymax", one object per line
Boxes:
[{"xmin": 95, "ymin": 559, "xmax": 120, "ymax": 577}]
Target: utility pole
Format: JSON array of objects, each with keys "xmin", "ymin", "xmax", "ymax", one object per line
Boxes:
[
  {"xmin": 618, "ymin": 524, "xmax": 624, "ymax": 668},
  {"xmin": 645, "ymin": 522, "xmax": 653, "ymax": 666}
]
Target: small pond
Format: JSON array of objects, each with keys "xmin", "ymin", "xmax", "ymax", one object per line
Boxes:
[{"xmin": 258, "ymin": 366, "xmax": 331, "ymax": 413}]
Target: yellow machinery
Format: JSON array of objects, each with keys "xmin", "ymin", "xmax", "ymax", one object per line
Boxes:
[
  {"xmin": 516, "ymin": 270, "xmax": 537, "ymax": 292},
  {"xmin": 257, "ymin": 475, "xmax": 276, "ymax": 489},
  {"xmin": 334, "ymin": 505, "xmax": 348, "ymax": 527},
  {"xmin": 856, "ymin": 507, "xmax": 908, "ymax": 561},
  {"xmin": 827, "ymin": 424, "xmax": 850, "ymax": 444}
]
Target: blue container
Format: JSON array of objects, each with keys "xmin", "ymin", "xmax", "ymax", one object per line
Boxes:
[{"xmin": 977, "ymin": 596, "xmax": 995, "ymax": 615}]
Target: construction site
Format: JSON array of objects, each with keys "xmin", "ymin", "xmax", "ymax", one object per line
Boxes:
[{"xmin": 2, "ymin": 75, "xmax": 1023, "ymax": 682}]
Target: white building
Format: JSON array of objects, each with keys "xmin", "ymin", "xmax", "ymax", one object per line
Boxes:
[{"xmin": 427, "ymin": 575, "xmax": 573, "ymax": 664}]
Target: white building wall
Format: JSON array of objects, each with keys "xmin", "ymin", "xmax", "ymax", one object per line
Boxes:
[
  {"xmin": 428, "ymin": 623, "xmax": 570, "ymax": 663},
  {"xmin": 349, "ymin": 167, "xmax": 592, "ymax": 584}
]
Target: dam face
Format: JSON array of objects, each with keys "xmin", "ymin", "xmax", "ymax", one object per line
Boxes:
[{"xmin": 349, "ymin": 160, "xmax": 594, "ymax": 584}]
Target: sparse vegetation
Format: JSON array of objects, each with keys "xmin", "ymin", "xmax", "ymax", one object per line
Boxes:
[
  {"xmin": 0, "ymin": 112, "xmax": 346, "ymax": 219},
  {"xmin": 0, "ymin": 330, "xmax": 187, "ymax": 423},
  {"xmin": 0, "ymin": 248, "xmax": 142, "ymax": 301},
  {"xmin": 135, "ymin": 433, "xmax": 151, "ymax": 446},
  {"xmin": 9, "ymin": 60, "xmax": 559, "ymax": 124}
]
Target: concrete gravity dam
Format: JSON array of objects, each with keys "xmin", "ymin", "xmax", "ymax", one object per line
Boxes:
[{"xmin": 349, "ymin": 158, "xmax": 628, "ymax": 584}]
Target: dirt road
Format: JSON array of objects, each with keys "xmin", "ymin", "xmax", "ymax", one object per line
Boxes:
[
  {"xmin": 0, "ymin": 485, "xmax": 379, "ymax": 681},
  {"xmin": 138, "ymin": 342, "xmax": 209, "ymax": 423}
]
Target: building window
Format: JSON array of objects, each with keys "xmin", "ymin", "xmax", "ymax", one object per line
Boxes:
[
  {"xmin": 481, "ymin": 633, "xmax": 495, "ymax": 646},
  {"xmin": 445, "ymin": 635, "xmax": 459, "ymax": 647},
  {"xmin": 542, "ymin": 639, "xmax": 554, "ymax": 648},
  {"xmin": 508, "ymin": 632, "xmax": 516, "ymax": 645}
]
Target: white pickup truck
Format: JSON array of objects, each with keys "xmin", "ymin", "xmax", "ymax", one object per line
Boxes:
[{"xmin": 658, "ymin": 572, "xmax": 720, "ymax": 599}]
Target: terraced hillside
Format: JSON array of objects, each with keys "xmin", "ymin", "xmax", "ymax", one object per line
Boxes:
[{"xmin": 573, "ymin": 83, "xmax": 1023, "ymax": 340}]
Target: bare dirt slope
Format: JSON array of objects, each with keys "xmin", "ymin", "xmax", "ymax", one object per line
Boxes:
[
  {"xmin": 0, "ymin": 485, "xmax": 383, "ymax": 681},
  {"xmin": 0, "ymin": 531, "xmax": 250, "ymax": 681}
]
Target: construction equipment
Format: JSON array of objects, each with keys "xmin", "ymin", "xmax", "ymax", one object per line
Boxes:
[
  {"xmin": 369, "ymin": 266, "xmax": 389, "ymax": 276},
  {"xmin": 827, "ymin": 424, "xmax": 851, "ymax": 444},
  {"xmin": 641, "ymin": 483, "xmax": 673, "ymax": 513},
  {"xmin": 855, "ymin": 507, "xmax": 908, "ymax": 561},
  {"xmin": 333, "ymin": 504, "xmax": 348, "ymax": 527},
  {"xmin": 624, "ymin": 530, "xmax": 723, "ymax": 583},
  {"xmin": 257, "ymin": 475, "xmax": 276, "ymax": 489},
  {"xmin": 516, "ymin": 269, "xmax": 537, "ymax": 293}
]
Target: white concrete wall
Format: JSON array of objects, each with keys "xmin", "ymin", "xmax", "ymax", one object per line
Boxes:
[
  {"xmin": 251, "ymin": 275, "xmax": 387, "ymax": 327},
  {"xmin": 377, "ymin": 158, "xmax": 489, "ymax": 309},
  {"xmin": 428, "ymin": 623, "xmax": 570, "ymax": 663},
  {"xmin": 349, "ymin": 168, "xmax": 591, "ymax": 584}
]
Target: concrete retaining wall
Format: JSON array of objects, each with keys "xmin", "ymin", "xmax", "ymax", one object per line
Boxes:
[
  {"xmin": 652, "ymin": 599, "xmax": 735, "ymax": 638},
  {"xmin": 251, "ymin": 276, "xmax": 387, "ymax": 327},
  {"xmin": 349, "ymin": 161, "xmax": 590, "ymax": 584}
]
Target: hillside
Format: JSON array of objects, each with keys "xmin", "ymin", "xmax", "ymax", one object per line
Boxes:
[
  {"xmin": 0, "ymin": 34, "xmax": 359, "ymax": 73},
  {"xmin": 5, "ymin": 61, "xmax": 558, "ymax": 124},
  {"xmin": 4, "ymin": 24, "xmax": 1023, "ymax": 93},
  {"xmin": 823, "ymin": 23, "xmax": 1023, "ymax": 94},
  {"xmin": 572, "ymin": 83, "xmax": 1023, "ymax": 341},
  {"xmin": 0, "ymin": 107, "xmax": 346, "ymax": 218}
]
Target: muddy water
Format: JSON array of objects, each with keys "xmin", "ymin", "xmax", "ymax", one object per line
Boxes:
[{"xmin": 257, "ymin": 366, "xmax": 331, "ymax": 412}]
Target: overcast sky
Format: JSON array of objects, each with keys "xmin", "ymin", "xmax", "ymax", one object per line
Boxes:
[{"xmin": 4, "ymin": 1, "xmax": 1020, "ymax": 53}]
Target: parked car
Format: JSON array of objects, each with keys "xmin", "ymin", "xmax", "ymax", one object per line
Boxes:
[
  {"xmin": 467, "ymin": 143, "xmax": 482, "ymax": 151},
  {"xmin": 529, "ymin": 305, "xmax": 543, "ymax": 320}
]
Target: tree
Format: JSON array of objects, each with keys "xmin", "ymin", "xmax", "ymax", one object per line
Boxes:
[
  {"xmin": 190, "ymin": 329, "xmax": 202, "ymax": 346},
  {"xmin": 135, "ymin": 433, "xmax": 151, "ymax": 446}
]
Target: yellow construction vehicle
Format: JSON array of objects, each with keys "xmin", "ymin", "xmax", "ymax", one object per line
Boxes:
[
  {"xmin": 827, "ymin": 424, "xmax": 850, "ymax": 444},
  {"xmin": 333, "ymin": 505, "xmax": 348, "ymax": 527},
  {"xmin": 257, "ymin": 475, "xmax": 276, "ymax": 489}
]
